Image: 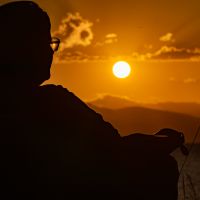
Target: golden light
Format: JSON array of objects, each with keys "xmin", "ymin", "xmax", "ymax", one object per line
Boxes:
[{"xmin": 112, "ymin": 61, "xmax": 131, "ymax": 78}]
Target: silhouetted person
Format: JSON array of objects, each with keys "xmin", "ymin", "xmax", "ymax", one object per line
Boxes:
[{"xmin": 0, "ymin": 1, "xmax": 184, "ymax": 199}]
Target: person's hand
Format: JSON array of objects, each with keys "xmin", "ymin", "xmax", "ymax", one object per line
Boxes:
[
  {"xmin": 155, "ymin": 128, "xmax": 186, "ymax": 154},
  {"xmin": 124, "ymin": 128, "xmax": 186, "ymax": 155},
  {"xmin": 155, "ymin": 128, "xmax": 184, "ymax": 144}
]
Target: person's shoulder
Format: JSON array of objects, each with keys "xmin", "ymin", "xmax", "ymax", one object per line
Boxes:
[
  {"xmin": 37, "ymin": 84, "xmax": 69, "ymax": 96},
  {"xmin": 37, "ymin": 84, "xmax": 83, "ymax": 104},
  {"xmin": 37, "ymin": 84, "xmax": 100, "ymax": 115},
  {"xmin": 37, "ymin": 84, "xmax": 120, "ymax": 138}
]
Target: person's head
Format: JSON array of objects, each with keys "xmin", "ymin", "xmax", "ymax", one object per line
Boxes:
[{"xmin": 0, "ymin": 1, "xmax": 59, "ymax": 86}]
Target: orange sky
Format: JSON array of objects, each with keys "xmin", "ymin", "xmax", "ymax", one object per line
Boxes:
[
  {"xmin": 48, "ymin": 60, "xmax": 200, "ymax": 103},
  {"xmin": 1, "ymin": 0, "xmax": 200, "ymax": 103}
]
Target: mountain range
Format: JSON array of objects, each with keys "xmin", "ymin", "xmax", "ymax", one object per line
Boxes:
[
  {"xmin": 88, "ymin": 95, "xmax": 200, "ymax": 118},
  {"xmin": 87, "ymin": 95, "xmax": 200, "ymax": 143}
]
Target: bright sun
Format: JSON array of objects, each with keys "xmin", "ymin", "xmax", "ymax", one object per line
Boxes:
[{"xmin": 112, "ymin": 61, "xmax": 131, "ymax": 78}]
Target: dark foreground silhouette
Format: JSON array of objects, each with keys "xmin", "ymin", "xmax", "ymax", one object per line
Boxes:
[{"xmin": 0, "ymin": 1, "xmax": 183, "ymax": 199}]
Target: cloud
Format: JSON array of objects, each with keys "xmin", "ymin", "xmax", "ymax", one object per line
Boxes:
[
  {"xmin": 152, "ymin": 46, "xmax": 200, "ymax": 60},
  {"xmin": 53, "ymin": 19, "xmax": 200, "ymax": 63},
  {"xmin": 184, "ymin": 78, "xmax": 199, "ymax": 84},
  {"xmin": 55, "ymin": 45, "xmax": 200, "ymax": 63},
  {"xmin": 95, "ymin": 33, "xmax": 118, "ymax": 46},
  {"xmin": 132, "ymin": 46, "xmax": 200, "ymax": 61},
  {"xmin": 96, "ymin": 93, "xmax": 132, "ymax": 101},
  {"xmin": 168, "ymin": 77, "xmax": 199, "ymax": 84},
  {"xmin": 160, "ymin": 33, "xmax": 175, "ymax": 42},
  {"xmin": 105, "ymin": 33, "xmax": 118, "ymax": 44},
  {"xmin": 53, "ymin": 51, "xmax": 90, "ymax": 63},
  {"xmin": 88, "ymin": 93, "xmax": 138, "ymax": 109},
  {"xmin": 54, "ymin": 13, "xmax": 94, "ymax": 50},
  {"xmin": 131, "ymin": 32, "xmax": 200, "ymax": 61}
]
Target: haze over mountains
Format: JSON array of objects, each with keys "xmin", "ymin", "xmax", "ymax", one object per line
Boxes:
[
  {"xmin": 87, "ymin": 95, "xmax": 200, "ymax": 143},
  {"xmin": 88, "ymin": 95, "xmax": 200, "ymax": 118}
]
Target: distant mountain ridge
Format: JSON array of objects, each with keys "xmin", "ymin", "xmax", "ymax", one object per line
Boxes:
[
  {"xmin": 87, "ymin": 103, "xmax": 200, "ymax": 143},
  {"xmin": 88, "ymin": 95, "xmax": 200, "ymax": 118},
  {"xmin": 88, "ymin": 95, "xmax": 139, "ymax": 109},
  {"xmin": 145, "ymin": 102, "xmax": 200, "ymax": 118}
]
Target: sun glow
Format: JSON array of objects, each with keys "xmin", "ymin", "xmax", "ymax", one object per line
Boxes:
[{"xmin": 113, "ymin": 61, "xmax": 131, "ymax": 78}]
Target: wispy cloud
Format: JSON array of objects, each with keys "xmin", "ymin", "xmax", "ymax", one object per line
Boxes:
[
  {"xmin": 55, "ymin": 46, "xmax": 200, "ymax": 63},
  {"xmin": 132, "ymin": 46, "xmax": 200, "ymax": 61},
  {"xmin": 151, "ymin": 46, "xmax": 200, "ymax": 60},
  {"xmin": 160, "ymin": 33, "xmax": 175, "ymax": 42},
  {"xmin": 95, "ymin": 93, "xmax": 132, "ymax": 101},
  {"xmin": 87, "ymin": 93, "xmax": 138, "ymax": 109},
  {"xmin": 105, "ymin": 33, "xmax": 118, "ymax": 44},
  {"xmin": 53, "ymin": 51, "xmax": 91, "ymax": 63},
  {"xmin": 54, "ymin": 26, "xmax": 200, "ymax": 62},
  {"xmin": 95, "ymin": 33, "xmax": 118, "ymax": 46},
  {"xmin": 131, "ymin": 32, "xmax": 200, "ymax": 61},
  {"xmin": 54, "ymin": 13, "xmax": 94, "ymax": 50},
  {"xmin": 184, "ymin": 78, "xmax": 199, "ymax": 84},
  {"xmin": 168, "ymin": 77, "xmax": 199, "ymax": 84}
]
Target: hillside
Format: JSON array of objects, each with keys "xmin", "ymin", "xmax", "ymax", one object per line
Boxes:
[
  {"xmin": 88, "ymin": 95, "xmax": 200, "ymax": 118},
  {"xmin": 88, "ymin": 104, "xmax": 200, "ymax": 143}
]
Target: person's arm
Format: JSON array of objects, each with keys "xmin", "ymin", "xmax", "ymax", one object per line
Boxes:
[
  {"xmin": 39, "ymin": 85, "xmax": 184, "ymax": 157},
  {"xmin": 122, "ymin": 128, "xmax": 184, "ymax": 156}
]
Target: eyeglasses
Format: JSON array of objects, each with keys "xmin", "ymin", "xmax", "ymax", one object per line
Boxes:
[{"xmin": 50, "ymin": 37, "xmax": 60, "ymax": 52}]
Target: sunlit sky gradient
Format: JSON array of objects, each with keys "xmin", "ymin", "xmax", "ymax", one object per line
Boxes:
[{"xmin": 1, "ymin": 0, "xmax": 200, "ymax": 103}]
